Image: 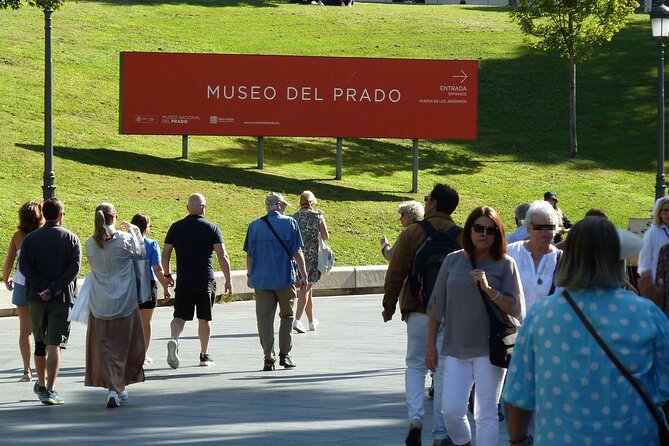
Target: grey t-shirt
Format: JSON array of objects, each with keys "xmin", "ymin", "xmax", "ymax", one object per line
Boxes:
[{"xmin": 429, "ymin": 250, "xmax": 525, "ymax": 359}]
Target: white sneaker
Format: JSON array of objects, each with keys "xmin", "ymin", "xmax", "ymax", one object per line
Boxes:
[
  {"xmin": 118, "ymin": 389, "xmax": 128, "ymax": 402},
  {"xmin": 293, "ymin": 320, "xmax": 306, "ymax": 334},
  {"xmin": 107, "ymin": 390, "xmax": 120, "ymax": 408},
  {"xmin": 143, "ymin": 355, "xmax": 153, "ymax": 366},
  {"xmin": 167, "ymin": 339, "xmax": 179, "ymax": 369},
  {"xmin": 309, "ymin": 319, "xmax": 319, "ymax": 331}
]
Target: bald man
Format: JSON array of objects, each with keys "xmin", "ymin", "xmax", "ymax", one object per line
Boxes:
[{"xmin": 162, "ymin": 193, "xmax": 232, "ymax": 369}]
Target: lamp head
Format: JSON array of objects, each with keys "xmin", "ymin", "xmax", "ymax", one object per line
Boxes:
[{"xmin": 651, "ymin": 4, "xmax": 669, "ymax": 40}]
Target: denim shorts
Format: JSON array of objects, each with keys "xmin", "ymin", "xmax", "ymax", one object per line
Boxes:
[{"xmin": 11, "ymin": 283, "xmax": 29, "ymax": 306}]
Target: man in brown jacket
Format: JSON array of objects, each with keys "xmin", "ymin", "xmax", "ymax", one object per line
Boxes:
[{"xmin": 382, "ymin": 183, "xmax": 460, "ymax": 446}]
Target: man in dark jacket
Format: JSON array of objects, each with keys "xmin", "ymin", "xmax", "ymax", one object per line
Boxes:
[
  {"xmin": 382, "ymin": 184, "xmax": 460, "ymax": 446},
  {"xmin": 19, "ymin": 197, "xmax": 81, "ymax": 406}
]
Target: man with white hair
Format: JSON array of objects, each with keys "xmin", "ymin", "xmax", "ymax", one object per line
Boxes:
[
  {"xmin": 162, "ymin": 193, "xmax": 232, "ymax": 369},
  {"xmin": 244, "ymin": 192, "xmax": 308, "ymax": 371}
]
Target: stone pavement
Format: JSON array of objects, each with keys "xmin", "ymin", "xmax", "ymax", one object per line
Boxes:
[{"xmin": 0, "ymin": 294, "xmax": 510, "ymax": 445}]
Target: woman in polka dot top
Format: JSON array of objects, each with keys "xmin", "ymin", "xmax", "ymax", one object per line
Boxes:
[{"xmin": 504, "ymin": 217, "xmax": 669, "ymax": 446}]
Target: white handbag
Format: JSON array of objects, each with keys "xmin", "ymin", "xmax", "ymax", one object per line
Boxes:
[
  {"xmin": 317, "ymin": 237, "xmax": 335, "ymax": 275},
  {"xmin": 68, "ymin": 274, "xmax": 91, "ymax": 324}
]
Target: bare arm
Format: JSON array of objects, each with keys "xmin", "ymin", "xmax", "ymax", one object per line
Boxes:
[
  {"xmin": 161, "ymin": 243, "xmax": 175, "ymax": 287},
  {"xmin": 152, "ymin": 264, "xmax": 171, "ymax": 300},
  {"xmin": 214, "ymin": 243, "xmax": 232, "ymax": 295},
  {"xmin": 425, "ymin": 307, "xmax": 440, "ymax": 372},
  {"xmin": 2, "ymin": 233, "xmax": 19, "ymax": 290},
  {"xmin": 319, "ymin": 215, "xmax": 330, "ymax": 241},
  {"xmin": 507, "ymin": 404, "xmax": 533, "ymax": 445},
  {"xmin": 294, "ymin": 248, "xmax": 309, "ymax": 292}
]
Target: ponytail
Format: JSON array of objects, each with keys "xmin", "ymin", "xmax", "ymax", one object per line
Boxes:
[{"xmin": 93, "ymin": 210, "xmax": 107, "ymax": 248}]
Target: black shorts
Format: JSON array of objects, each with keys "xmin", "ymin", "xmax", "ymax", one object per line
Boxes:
[
  {"xmin": 173, "ymin": 279, "xmax": 216, "ymax": 321},
  {"xmin": 139, "ymin": 281, "xmax": 158, "ymax": 310}
]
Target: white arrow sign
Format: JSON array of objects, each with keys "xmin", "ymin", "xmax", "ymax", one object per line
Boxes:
[{"xmin": 452, "ymin": 70, "xmax": 468, "ymax": 84}]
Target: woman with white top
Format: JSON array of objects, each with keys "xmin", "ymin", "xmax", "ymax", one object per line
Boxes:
[
  {"xmin": 506, "ymin": 200, "xmax": 562, "ymax": 312},
  {"xmin": 2, "ymin": 200, "xmax": 44, "ymax": 382},
  {"xmin": 638, "ymin": 196, "xmax": 669, "ymax": 281},
  {"xmin": 85, "ymin": 203, "xmax": 145, "ymax": 408}
]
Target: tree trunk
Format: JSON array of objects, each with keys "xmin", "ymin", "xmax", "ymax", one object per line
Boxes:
[{"xmin": 568, "ymin": 14, "xmax": 578, "ymax": 158}]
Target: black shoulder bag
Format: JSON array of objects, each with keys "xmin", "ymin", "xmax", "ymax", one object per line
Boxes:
[
  {"xmin": 260, "ymin": 216, "xmax": 298, "ymax": 277},
  {"xmin": 562, "ymin": 290, "xmax": 669, "ymax": 446},
  {"xmin": 470, "ymin": 257, "xmax": 517, "ymax": 368}
]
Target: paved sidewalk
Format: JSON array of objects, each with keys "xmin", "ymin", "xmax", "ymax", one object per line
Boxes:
[{"xmin": 0, "ymin": 295, "xmax": 510, "ymax": 445}]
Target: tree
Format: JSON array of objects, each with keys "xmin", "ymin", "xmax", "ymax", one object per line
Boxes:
[
  {"xmin": 1, "ymin": 0, "xmax": 66, "ymax": 198},
  {"xmin": 510, "ymin": 0, "xmax": 637, "ymax": 158}
]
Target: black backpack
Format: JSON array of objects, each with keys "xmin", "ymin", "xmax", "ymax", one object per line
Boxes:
[{"xmin": 409, "ymin": 220, "xmax": 462, "ymax": 310}]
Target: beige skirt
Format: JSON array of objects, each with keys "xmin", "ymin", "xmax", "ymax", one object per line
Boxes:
[{"xmin": 85, "ymin": 308, "xmax": 145, "ymax": 390}]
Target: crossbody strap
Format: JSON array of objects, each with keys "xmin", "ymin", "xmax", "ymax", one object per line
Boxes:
[
  {"xmin": 548, "ymin": 250, "xmax": 562, "ymax": 296},
  {"xmin": 469, "ymin": 257, "xmax": 496, "ymax": 321},
  {"xmin": 562, "ymin": 290, "xmax": 667, "ymax": 432},
  {"xmin": 260, "ymin": 216, "xmax": 293, "ymax": 260}
]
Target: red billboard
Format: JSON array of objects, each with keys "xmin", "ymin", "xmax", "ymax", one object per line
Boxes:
[{"xmin": 119, "ymin": 52, "xmax": 477, "ymax": 139}]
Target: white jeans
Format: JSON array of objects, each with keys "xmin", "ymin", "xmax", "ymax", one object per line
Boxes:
[
  {"xmin": 406, "ymin": 312, "xmax": 447, "ymax": 439},
  {"xmin": 441, "ymin": 355, "xmax": 506, "ymax": 446}
]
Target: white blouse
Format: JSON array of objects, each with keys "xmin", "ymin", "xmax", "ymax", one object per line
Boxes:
[
  {"xmin": 638, "ymin": 224, "xmax": 669, "ymax": 280},
  {"xmin": 506, "ymin": 241, "xmax": 562, "ymax": 312}
]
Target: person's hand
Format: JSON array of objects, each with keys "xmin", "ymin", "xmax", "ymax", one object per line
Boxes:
[
  {"xmin": 225, "ymin": 279, "xmax": 233, "ymax": 296},
  {"xmin": 380, "ymin": 235, "xmax": 389, "ymax": 248},
  {"xmin": 299, "ymin": 278, "xmax": 309, "ymax": 293},
  {"xmin": 39, "ymin": 288, "xmax": 52, "ymax": 302},
  {"xmin": 5, "ymin": 279, "xmax": 13, "ymax": 291},
  {"xmin": 165, "ymin": 276, "xmax": 175, "ymax": 287},
  {"xmin": 425, "ymin": 344, "xmax": 438, "ymax": 373},
  {"xmin": 119, "ymin": 221, "xmax": 130, "ymax": 231},
  {"xmin": 382, "ymin": 309, "xmax": 392, "ymax": 322},
  {"xmin": 163, "ymin": 287, "xmax": 172, "ymax": 302},
  {"xmin": 638, "ymin": 270, "xmax": 664, "ymax": 305},
  {"xmin": 469, "ymin": 268, "xmax": 490, "ymax": 290}
]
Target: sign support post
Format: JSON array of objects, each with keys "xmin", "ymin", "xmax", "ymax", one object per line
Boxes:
[
  {"xmin": 258, "ymin": 136, "xmax": 264, "ymax": 169},
  {"xmin": 412, "ymin": 139, "xmax": 419, "ymax": 193},
  {"xmin": 336, "ymin": 138, "xmax": 343, "ymax": 180},
  {"xmin": 182, "ymin": 135, "xmax": 189, "ymax": 159}
]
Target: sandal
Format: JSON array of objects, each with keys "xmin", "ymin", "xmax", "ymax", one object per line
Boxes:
[{"xmin": 20, "ymin": 370, "xmax": 31, "ymax": 382}]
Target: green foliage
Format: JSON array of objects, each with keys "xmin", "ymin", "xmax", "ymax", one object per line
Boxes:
[
  {"xmin": 0, "ymin": 0, "xmax": 66, "ymax": 10},
  {"xmin": 510, "ymin": 0, "xmax": 638, "ymax": 60}
]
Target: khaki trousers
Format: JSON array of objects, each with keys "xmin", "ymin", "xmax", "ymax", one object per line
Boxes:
[{"xmin": 255, "ymin": 285, "xmax": 296, "ymax": 361}]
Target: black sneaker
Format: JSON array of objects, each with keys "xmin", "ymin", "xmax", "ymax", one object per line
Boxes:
[
  {"xmin": 199, "ymin": 353, "xmax": 214, "ymax": 366},
  {"xmin": 263, "ymin": 359, "xmax": 275, "ymax": 371},
  {"xmin": 405, "ymin": 419, "xmax": 422, "ymax": 446},
  {"xmin": 279, "ymin": 354, "xmax": 296, "ymax": 368}
]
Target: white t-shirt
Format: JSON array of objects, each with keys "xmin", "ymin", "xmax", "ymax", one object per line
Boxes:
[{"xmin": 506, "ymin": 241, "xmax": 562, "ymax": 312}]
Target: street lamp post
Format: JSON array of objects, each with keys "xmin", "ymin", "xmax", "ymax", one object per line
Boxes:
[
  {"xmin": 42, "ymin": 7, "xmax": 56, "ymax": 200},
  {"xmin": 651, "ymin": 4, "xmax": 669, "ymax": 201}
]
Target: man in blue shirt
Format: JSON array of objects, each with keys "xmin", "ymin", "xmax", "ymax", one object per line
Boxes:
[
  {"xmin": 244, "ymin": 192, "xmax": 308, "ymax": 371},
  {"xmin": 162, "ymin": 193, "xmax": 232, "ymax": 369}
]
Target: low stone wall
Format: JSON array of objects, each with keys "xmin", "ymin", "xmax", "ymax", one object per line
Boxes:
[{"xmin": 0, "ymin": 265, "xmax": 388, "ymax": 317}]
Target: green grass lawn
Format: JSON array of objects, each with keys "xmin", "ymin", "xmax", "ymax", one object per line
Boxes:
[{"xmin": 0, "ymin": 0, "xmax": 662, "ymax": 274}]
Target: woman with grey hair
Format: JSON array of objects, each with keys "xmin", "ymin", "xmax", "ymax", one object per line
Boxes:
[
  {"xmin": 380, "ymin": 200, "xmax": 425, "ymax": 261},
  {"xmin": 507, "ymin": 200, "xmax": 562, "ymax": 312}
]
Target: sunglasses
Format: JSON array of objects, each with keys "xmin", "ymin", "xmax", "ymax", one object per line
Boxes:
[
  {"xmin": 472, "ymin": 224, "xmax": 499, "ymax": 235},
  {"xmin": 532, "ymin": 224, "xmax": 556, "ymax": 231}
]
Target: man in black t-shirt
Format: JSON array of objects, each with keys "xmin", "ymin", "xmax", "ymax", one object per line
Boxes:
[{"xmin": 162, "ymin": 193, "xmax": 232, "ymax": 369}]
